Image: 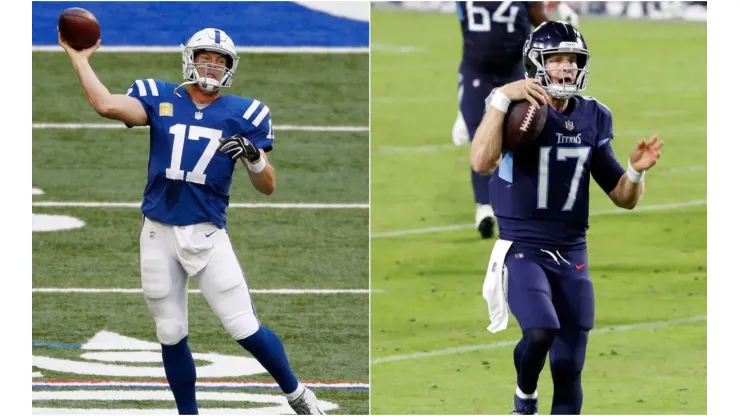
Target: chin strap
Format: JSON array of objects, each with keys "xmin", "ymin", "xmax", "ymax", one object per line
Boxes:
[
  {"xmin": 174, "ymin": 79, "xmax": 221, "ymax": 97},
  {"xmin": 174, "ymin": 80, "xmax": 197, "ymax": 98}
]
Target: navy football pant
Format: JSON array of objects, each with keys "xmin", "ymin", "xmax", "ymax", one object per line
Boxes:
[
  {"xmin": 505, "ymin": 244, "xmax": 594, "ymax": 415},
  {"xmin": 458, "ymin": 62, "xmax": 524, "ymax": 206}
]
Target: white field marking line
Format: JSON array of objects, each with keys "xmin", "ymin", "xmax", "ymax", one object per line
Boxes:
[
  {"xmin": 372, "ymin": 97, "xmax": 447, "ymax": 104},
  {"xmin": 374, "ymin": 144, "xmax": 458, "ymax": 155},
  {"xmin": 32, "ymin": 123, "xmax": 368, "ymax": 132},
  {"xmin": 371, "ymin": 43, "xmax": 424, "ymax": 53},
  {"xmin": 33, "ymin": 288, "xmax": 376, "ymax": 294},
  {"xmin": 371, "ymin": 315, "xmax": 706, "ymax": 364},
  {"xmin": 33, "ymin": 381, "xmax": 369, "ymax": 389},
  {"xmin": 371, "ymin": 199, "xmax": 707, "ymax": 239},
  {"xmin": 32, "ymin": 46, "xmax": 369, "ymax": 54},
  {"xmin": 32, "ymin": 202, "xmax": 368, "ymax": 209},
  {"xmin": 641, "ymin": 110, "xmax": 687, "ymax": 117},
  {"xmin": 658, "ymin": 165, "xmax": 706, "ymax": 174}
]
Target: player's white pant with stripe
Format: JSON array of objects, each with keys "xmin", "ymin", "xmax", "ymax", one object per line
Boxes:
[{"xmin": 139, "ymin": 217, "xmax": 260, "ymax": 345}]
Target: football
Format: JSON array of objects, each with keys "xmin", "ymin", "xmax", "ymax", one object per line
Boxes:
[
  {"xmin": 58, "ymin": 7, "xmax": 100, "ymax": 50},
  {"xmin": 503, "ymin": 100, "xmax": 548, "ymax": 152}
]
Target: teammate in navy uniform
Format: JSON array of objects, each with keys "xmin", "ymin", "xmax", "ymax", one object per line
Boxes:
[
  {"xmin": 59, "ymin": 28, "xmax": 325, "ymax": 415},
  {"xmin": 453, "ymin": 2, "xmax": 579, "ymax": 239},
  {"xmin": 471, "ymin": 22, "xmax": 663, "ymax": 414},
  {"xmin": 453, "ymin": 1, "xmax": 548, "ymax": 239}
]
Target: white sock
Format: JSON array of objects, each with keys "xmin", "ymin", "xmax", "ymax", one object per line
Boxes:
[
  {"xmin": 516, "ymin": 386, "xmax": 538, "ymax": 400},
  {"xmin": 285, "ymin": 383, "xmax": 306, "ymax": 402}
]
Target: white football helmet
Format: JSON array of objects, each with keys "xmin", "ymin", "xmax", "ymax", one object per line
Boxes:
[{"xmin": 179, "ymin": 28, "xmax": 239, "ymax": 94}]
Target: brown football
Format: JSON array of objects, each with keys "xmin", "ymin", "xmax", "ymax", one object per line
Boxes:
[
  {"xmin": 503, "ymin": 100, "xmax": 548, "ymax": 152},
  {"xmin": 58, "ymin": 7, "xmax": 100, "ymax": 51}
]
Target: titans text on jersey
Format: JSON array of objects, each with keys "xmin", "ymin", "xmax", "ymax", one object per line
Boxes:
[{"xmin": 490, "ymin": 95, "xmax": 618, "ymax": 249}]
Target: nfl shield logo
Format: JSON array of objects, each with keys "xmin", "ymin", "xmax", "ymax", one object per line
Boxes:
[
  {"xmin": 565, "ymin": 120, "xmax": 574, "ymax": 131},
  {"xmin": 194, "ymin": 111, "xmax": 203, "ymax": 120}
]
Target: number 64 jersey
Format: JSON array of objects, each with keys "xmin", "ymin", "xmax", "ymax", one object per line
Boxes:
[
  {"xmin": 490, "ymin": 95, "xmax": 625, "ymax": 250},
  {"xmin": 126, "ymin": 79, "xmax": 275, "ymax": 229}
]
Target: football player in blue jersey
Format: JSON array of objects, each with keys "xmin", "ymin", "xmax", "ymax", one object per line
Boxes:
[
  {"xmin": 471, "ymin": 22, "xmax": 663, "ymax": 414},
  {"xmin": 453, "ymin": 1, "xmax": 579, "ymax": 239},
  {"xmin": 59, "ymin": 28, "xmax": 325, "ymax": 415}
]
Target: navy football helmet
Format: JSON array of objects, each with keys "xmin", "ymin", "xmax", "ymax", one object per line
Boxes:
[{"xmin": 523, "ymin": 21, "xmax": 590, "ymax": 99}]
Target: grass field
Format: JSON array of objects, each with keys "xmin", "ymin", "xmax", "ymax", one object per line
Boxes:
[
  {"xmin": 370, "ymin": 11, "xmax": 706, "ymax": 415},
  {"xmin": 32, "ymin": 51, "xmax": 369, "ymax": 414}
]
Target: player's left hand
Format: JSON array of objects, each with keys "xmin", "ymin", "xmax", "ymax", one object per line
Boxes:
[
  {"xmin": 218, "ymin": 134, "xmax": 261, "ymax": 162},
  {"xmin": 629, "ymin": 135, "xmax": 664, "ymax": 172}
]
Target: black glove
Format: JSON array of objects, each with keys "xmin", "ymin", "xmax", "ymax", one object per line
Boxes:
[{"xmin": 218, "ymin": 134, "xmax": 260, "ymax": 162}]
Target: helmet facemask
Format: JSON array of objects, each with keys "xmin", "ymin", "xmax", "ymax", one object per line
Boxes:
[
  {"xmin": 182, "ymin": 47, "xmax": 239, "ymax": 94},
  {"xmin": 526, "ymin": 48, "xmax": 589, "ymax": 100},
  {"xmin": 178, "ymin": 29, "xmax": 240, "ymax": 96}
]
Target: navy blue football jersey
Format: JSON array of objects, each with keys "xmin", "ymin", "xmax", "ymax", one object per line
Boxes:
[
  {"xmin": 456, "ymin": 1, "xmax": 532, "ymax": 74},
  {"xmin": 490, "ymin": 95, "xmax": 622, "ymax": 249},
  {"xmin": 126, "ymin": 78, "xmax": 275, "ymax": 228}
]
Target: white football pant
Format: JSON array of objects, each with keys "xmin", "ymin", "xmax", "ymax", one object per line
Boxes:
[{"xmin": 139, "ymin": 217, "xmax": 260, "ymax": 345}]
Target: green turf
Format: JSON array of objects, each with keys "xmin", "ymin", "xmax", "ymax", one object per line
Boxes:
[
  {"xmin": 33, "ymin": 53, "xmax": 368, "ymax": 125},
  {"xmin": 33, "ymin": 292, "xmax": 367, "ymax": 382},
  {"xmin": 32, "ymin": 129, "xmax": 368, "ymax": 203},
  {"xmin": 33, "ymin": 208, "xmax": 368, "ymax": 289},
  {"xmin": 370, "ymin": 12, "xmax": 706, "ymax": 415},
  {"xmin": 33, "ymin": 51, "xmax": 368, "ymax": 414},
  {"xmin": 32, "ymin": 390, "xmax": 369, "ymax": 411}
]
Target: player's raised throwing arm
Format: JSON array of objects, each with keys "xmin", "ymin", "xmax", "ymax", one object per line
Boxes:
[
  {"xmin": 471, "ymin": 80, "xmax": 547, "ymax": 173},
  {"xmin": 59, "ymin": 33, "xmax": 148, "ymax": 126}
]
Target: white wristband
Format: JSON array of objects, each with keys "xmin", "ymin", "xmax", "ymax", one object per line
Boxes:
[
  {"xmin": 490, "ymin": 90, "xmax": 511, "ymax": 113},
  {"xmin": 626, "ymin": 159, "xmax": 645, "ymax": 183},
  {"xmin": 247, "ymin": 156, "xmax": 266, "ymax": 173}
]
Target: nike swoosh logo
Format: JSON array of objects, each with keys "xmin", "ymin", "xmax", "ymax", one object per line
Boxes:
[
  {"xmin": 205, "ymin": 230, "xmax": 218, "ymax": 238},
  {"xmin": 576, "ymin": 264, "xmax": 586, "ymax": 270}
]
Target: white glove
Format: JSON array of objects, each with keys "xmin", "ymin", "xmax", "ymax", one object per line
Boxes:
[
  {"xmin": 452, "ymin": 111, "xmax": 470, "ymax": 146},
  {"xmin": 557, "ymin": 2, "xmax": 580, "ymax": 28}
]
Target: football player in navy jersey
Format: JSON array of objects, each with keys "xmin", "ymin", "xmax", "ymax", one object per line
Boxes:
[
  {"xmin": 59, "ymin": 28, "xmax": 324, "ymax": 415},
  {"xmin": 453, "ymin": 1, "xmax": 579, "ymax": 239},
  {"xmin": 471, "ymin": 22, "xmax": 663, "ymax": 414}
]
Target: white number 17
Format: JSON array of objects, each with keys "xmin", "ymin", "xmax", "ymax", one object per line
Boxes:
[
  {"xmin": 537, "ymin": 146, "xmax": 591, "ymax": 211},
  {"xmin": 165, "ymin": 124, "xmax": 223, "ymax": 185}
]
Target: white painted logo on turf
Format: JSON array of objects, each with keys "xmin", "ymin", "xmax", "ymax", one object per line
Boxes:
[
  {"xmin": 32, "ymin": 188, "xmax": 86, "ymax": 232},
  {"xmin": 33, "ymin": 330, "xmax": 269, "ymax": 378},
  {"xmin": 32, "ymin": 390, "xmax": 340, "ymax": 414}
]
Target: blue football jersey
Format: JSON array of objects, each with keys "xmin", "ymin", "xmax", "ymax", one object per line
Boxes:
[
  {"xmin": 456, "ymin": 1, "xmax": 532, "ymax": 74},
  {"xmin": 490, "ymin": 95, "xmax": 621, "ymax": 249},
  {"xmin": 125, "ymin": 78, "xmax": 275, "ymax": 228}
]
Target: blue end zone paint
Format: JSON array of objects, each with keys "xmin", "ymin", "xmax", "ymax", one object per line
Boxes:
[
  {"xmin": 32, "ymin": 384, "xmax": 368, "ymax": 391},
  {"xmin": 32, "ymin": 342, "xmax": 82, "ymax": 349},
  {"xmin": 33, "ymin": 2, "xmax": 368, "ymax": 47}
]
